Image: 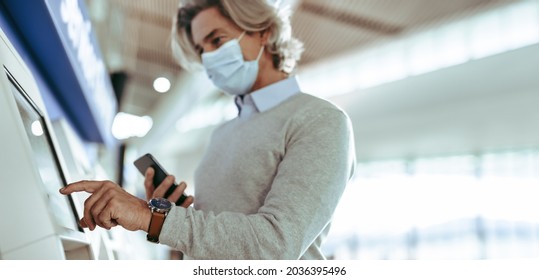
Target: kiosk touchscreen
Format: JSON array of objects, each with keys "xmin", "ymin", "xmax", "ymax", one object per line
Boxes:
[{"xmin": 6, "ymin": 70, "xmax": 81, "ymax": 232}]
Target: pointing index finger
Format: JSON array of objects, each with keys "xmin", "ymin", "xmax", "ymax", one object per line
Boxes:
[{"xmin": 59, "ymin": 180, "xmax": 105, "ymax": 195}]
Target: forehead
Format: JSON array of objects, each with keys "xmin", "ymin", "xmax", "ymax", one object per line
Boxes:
[{"xmin": 191, "ymin": 6, "xmax": 238, "ymax": 45}]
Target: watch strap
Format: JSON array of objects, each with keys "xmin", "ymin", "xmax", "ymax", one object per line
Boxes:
[{"xmin": 147, "ymin": 211, "xmax": 166, "ymax": 243}]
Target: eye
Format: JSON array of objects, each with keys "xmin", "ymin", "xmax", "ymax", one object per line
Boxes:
[
  {"xmin": 211, "ymin": 37, "xmax": 221, "ymax": 46},
  {"xmin": 211, "ymin": 36, "xmax": 225, "ymax": 48}
]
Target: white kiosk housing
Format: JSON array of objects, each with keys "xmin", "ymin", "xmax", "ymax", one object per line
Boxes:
[{"xmin": 0, "ymin": 26, "xmax": 94, "ymax": 260}]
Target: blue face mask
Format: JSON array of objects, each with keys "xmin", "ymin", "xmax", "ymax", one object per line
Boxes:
[{"xmin": 201, "ymin": 32, "xmax": 264, "ymax": 96}]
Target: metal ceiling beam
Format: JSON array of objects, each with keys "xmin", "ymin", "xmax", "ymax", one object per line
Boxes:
[{"xmin": 299, "ymin": 1, "xmax": 403, "ymax": 35}]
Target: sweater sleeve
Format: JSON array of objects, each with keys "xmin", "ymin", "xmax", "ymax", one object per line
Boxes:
[{"xmin": 159, "ymin": 107, "xmax": 356, "ymax": 259}]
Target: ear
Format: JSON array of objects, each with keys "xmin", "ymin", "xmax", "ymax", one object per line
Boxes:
[{"xmin": 259, "ymin": 29, "xmax": 272, "ymax": 45}]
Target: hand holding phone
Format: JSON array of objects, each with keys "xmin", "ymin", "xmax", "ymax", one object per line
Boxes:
[{"xmin": 134, "ymin": 153, "xmax": 188, "ymax": 206}]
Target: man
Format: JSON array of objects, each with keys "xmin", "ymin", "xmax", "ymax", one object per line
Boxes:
[{"xmin": 61, "ymin": 0, "xmax": 355, "ymax": 259}]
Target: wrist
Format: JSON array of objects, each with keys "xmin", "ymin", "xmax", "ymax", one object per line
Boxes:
[{"xmin": 142, "ymin": 207, "xmax": 152, "ymax": 232}]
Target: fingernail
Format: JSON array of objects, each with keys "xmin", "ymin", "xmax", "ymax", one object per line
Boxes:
[{"xmin": 59, "ymin": 187, "xmax": 66, "ymax": 193}]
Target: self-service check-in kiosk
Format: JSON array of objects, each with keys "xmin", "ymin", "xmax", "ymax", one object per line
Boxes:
[{"xmin": 0, "ymin": 26, "xmax": 95, "ymax": 260}]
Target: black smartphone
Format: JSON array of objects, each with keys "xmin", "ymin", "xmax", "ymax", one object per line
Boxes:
[{"xmin": 133, "ymin": 153, "xmax": 188, "ymax": 206}]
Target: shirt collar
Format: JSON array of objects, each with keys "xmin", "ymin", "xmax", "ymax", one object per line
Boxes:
[{"xmin": 234, "ymin": 76, "xmax": 301, "ymax": 118}]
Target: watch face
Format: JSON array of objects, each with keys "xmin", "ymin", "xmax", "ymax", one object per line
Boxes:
[{"xmin": 149, "ymin": 197, "xmax": 172, "ymax": 210}]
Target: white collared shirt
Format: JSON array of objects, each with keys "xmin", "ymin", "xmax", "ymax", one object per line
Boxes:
[{"xmin": 234, "ymin": 76, "xmax": 301, "ymax": 119}]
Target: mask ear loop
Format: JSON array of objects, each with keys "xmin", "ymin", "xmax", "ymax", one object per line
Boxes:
[
  {"xmin": 255, "ymin": 45, "xmax": 265, "ymax": 61},
  {"xmin": 237, "ymin": 31, "xmax": 247, "ymax": 42},
  {"xmin": 256, "ymin": 30, "xmax": 269, "ymax": 61}
]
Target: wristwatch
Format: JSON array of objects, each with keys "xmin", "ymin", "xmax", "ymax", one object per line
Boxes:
[{"xmin": 147, "ymin": 197, "xmax": 173, "ymax": 243}]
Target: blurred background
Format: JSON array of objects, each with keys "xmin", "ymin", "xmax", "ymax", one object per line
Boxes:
[
  {"xmin": 79, "ymin": 0, "xmax": 539, "ymax": 259},
  {"xmin": 76, "ymin": 0, "xmax": 539, "ymax": 259}
]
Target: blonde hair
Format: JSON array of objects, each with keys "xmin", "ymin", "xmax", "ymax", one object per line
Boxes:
[{"xmin": 171, "ymin": 0, "xmax": 304, "ymax": 73}]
